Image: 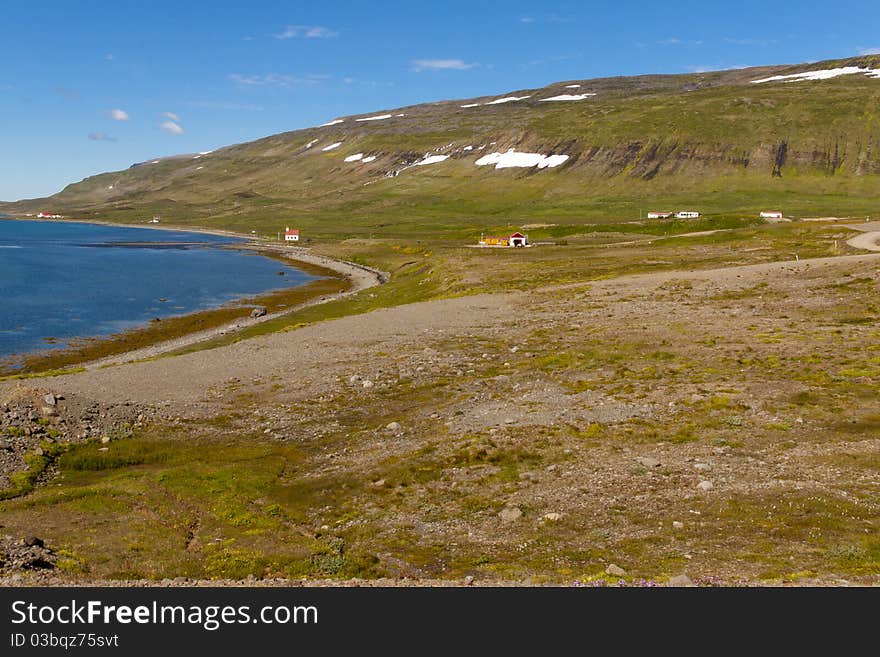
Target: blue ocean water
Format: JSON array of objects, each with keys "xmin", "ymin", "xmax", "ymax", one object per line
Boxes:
[{"xmin": 0, "ymin": 220, "xmax": 316, "ymax": 363}]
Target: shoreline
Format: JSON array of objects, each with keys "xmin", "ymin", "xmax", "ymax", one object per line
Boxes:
[
  {"xmin": 0, "ymin": 217, "xmax": 388, "ymax": 374},
  {"xmin": 81, "ymin": 244, "xmax": 387, "ymax": 370},
  {"xmin": 1, "ymin": 214, "xmax": 266, "ymax": 242}
]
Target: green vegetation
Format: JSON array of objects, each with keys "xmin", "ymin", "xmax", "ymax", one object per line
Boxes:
[
  {"xmin": 0, "ymin": 443, "xmax": 68, "ymax": 501},
  {"xmin": 1, "ymin": 57, "xmax": 880, "ymax": 585},
  {"xmin": 4, "ymin": 56, "xmax": 880, "ymax": 242}
]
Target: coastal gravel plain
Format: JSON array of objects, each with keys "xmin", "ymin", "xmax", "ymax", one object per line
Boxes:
[{"xmin": 1, "ymin": 248, "xmax": 879, "ymax": 586}]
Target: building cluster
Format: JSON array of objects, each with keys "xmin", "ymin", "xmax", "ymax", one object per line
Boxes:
[
  {"xmin": 647, "ymin": 211, "xmax": 701, "ymax": 219},
  {"xmin": 647, "ymin": 210, "xmax": 786, "ymax": 220},
  {"xmin": 478, "ymin": 232, "xmax": 529, "ymax": 248}
]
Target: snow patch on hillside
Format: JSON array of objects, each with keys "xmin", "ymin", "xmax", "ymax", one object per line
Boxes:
[
  {"xmin": 462, "ymin": 95, "xmax": 533, "ymax": 108},
  {"xmin": 540, "ymin": 93, "xmax": 595, "ymax": 101},
  {"xmin": 564, "ymin": 84, "xmax": 581, "ymax": 88},
  {"xmin": 322, "ymin": 142, "xmax": 343, "ymax": 151},
  {"xmin": 320, "ymin": 119, "xmax": 344, "ymax": 127},
  {"xmin": 305, "ymin": 139, "xmax": 318, "ymax": 149},
  {"xmin": 487, "ymin": 95, "xmax": 532, "ymax": 105},
  {"xmin": 362, "ymin": 155, "xmax": 377, "ymax": 163},
  {"xmin": 751, "ymin": 66, "xmax": 880, "ymax": 84},
  {"xmin": 344, "ymin": 153, "xmax": 364, "ymax": 162},
  {"xmin": 475, "ymin": 149, "xmax": 569, "ymax": 169},
  {"xmin": 356, "ymin": 114, "xmax": 392, "ymax": 122},
  {"xmin": 414, "ymin": 154, "xmax": 449, "ymax": 166}
]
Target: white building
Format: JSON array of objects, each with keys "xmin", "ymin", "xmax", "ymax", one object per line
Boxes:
[
  {"xmin": 284, "ymin": 227, "xmax": 300, "ymax": 242},
  {"xmin": 760, "ymin": 211, "xmax": 784, "ymax": 219},
  {"xmin": 675, "ymin": 211, "xmax": 700, "ymax": 219}
]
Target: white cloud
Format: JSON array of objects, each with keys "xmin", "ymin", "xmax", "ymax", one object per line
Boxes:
[
  {"xmin": 276, "ymin": 25, "xmax": 338, "ymax": 39},
  {"xmin": 229, "ymin": 73, "xmax": 320, "ymax": 87},
  {"xmin": 411, "ymin": 59, "xmax": 477, "ymax": 72},
  {"xmin": 305, "ymin": 26, "xmax": 337, "ymax": 38},
  {"xmin": 160, "ymin": 121, "xmax": 184, "ymax": 135},
  {"xmin": 657, "ymin": 37, "xmax": 705, "ymax": 47},
  {"xmin": 858, "ymin": 46, "xmax": 880, "ymax": 55},
  {"xmin": 163, "ymin": 111, "xmax": 180, "ymax": 121},
  {"xmin": 88, "ymin": 132, "xmax": 116, "ymax": 142},
  {"xmin": 108, "ymin": 108, "xmax": 129, "ymax": 121},
  {"xmin": 519, "ymin": 13, "xmax": 571, "ymax": 25}
]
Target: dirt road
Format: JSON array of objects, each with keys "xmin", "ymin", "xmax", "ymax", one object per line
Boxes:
[{"xmin": 7, "ymin": 252, "xmax": 878, "ymax": 413}]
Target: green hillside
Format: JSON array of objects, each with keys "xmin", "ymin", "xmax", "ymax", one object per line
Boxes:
[{"xmin": 4, "ymin": 55, "xmax": 880, "ymax": 238}]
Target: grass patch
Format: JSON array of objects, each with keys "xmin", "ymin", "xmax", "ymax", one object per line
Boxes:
[{"xmin": 0, "ymin": 442, "xmax": 68, "ymax": 500}]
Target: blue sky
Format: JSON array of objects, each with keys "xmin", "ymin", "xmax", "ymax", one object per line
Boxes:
[{"xmin": 2, "ymin": 1, "xmax": 879, "ymax": 201}]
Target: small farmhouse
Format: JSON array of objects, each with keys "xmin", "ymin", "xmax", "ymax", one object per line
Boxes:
[
  {"xmin": 478, "ymin": 232, "xmax": 529, "ymax": 248},
  {"xmin": 37, "ymin": 212, "xmax": 63, "ymax": 219},
  {"xmin": 760, "ymin": 211, "xmax": 784, "ymax": 219},
  {"xmin": 647, "ymin": 211, "xmax": 674, "ymax": 219},
  {"xmin": 284, "ymin": 227, "xmax": 300, "ymax": 242},
  {"xmin": 675, "ymin": 211, "xmax": 700, "ymax": 219}
]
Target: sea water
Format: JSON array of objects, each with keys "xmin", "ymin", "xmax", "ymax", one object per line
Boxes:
[{"xmin": 0, "ymin": 220, "xmax": 315, "ymax": 364}]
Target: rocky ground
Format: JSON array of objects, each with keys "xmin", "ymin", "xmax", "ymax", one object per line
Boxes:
[
  {"xmin": 1, "ymin": 251, "xmax": 878, "ymax": 586},
  {"xmin": 0, "ymin": 385, "xmax": 146, "ymax": 490}
]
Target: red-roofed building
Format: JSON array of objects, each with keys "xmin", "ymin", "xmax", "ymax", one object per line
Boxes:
[
  {"xmin": 284, "ymin": 227, "xmax": 300, "ymax": 242},
  {"xmin": 478, "ymin": 232, "xmax": 529, "ymax": 247}
]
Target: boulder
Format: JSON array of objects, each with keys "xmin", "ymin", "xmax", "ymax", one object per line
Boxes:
[{"xmin": 499, "ymin": 506, "xmax": 523, "ymax": 523}]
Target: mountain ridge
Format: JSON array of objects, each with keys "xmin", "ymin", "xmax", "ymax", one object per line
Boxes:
[{"xmin": 4, "ymin": 55, "xmax": 880, "ymax": 236}]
